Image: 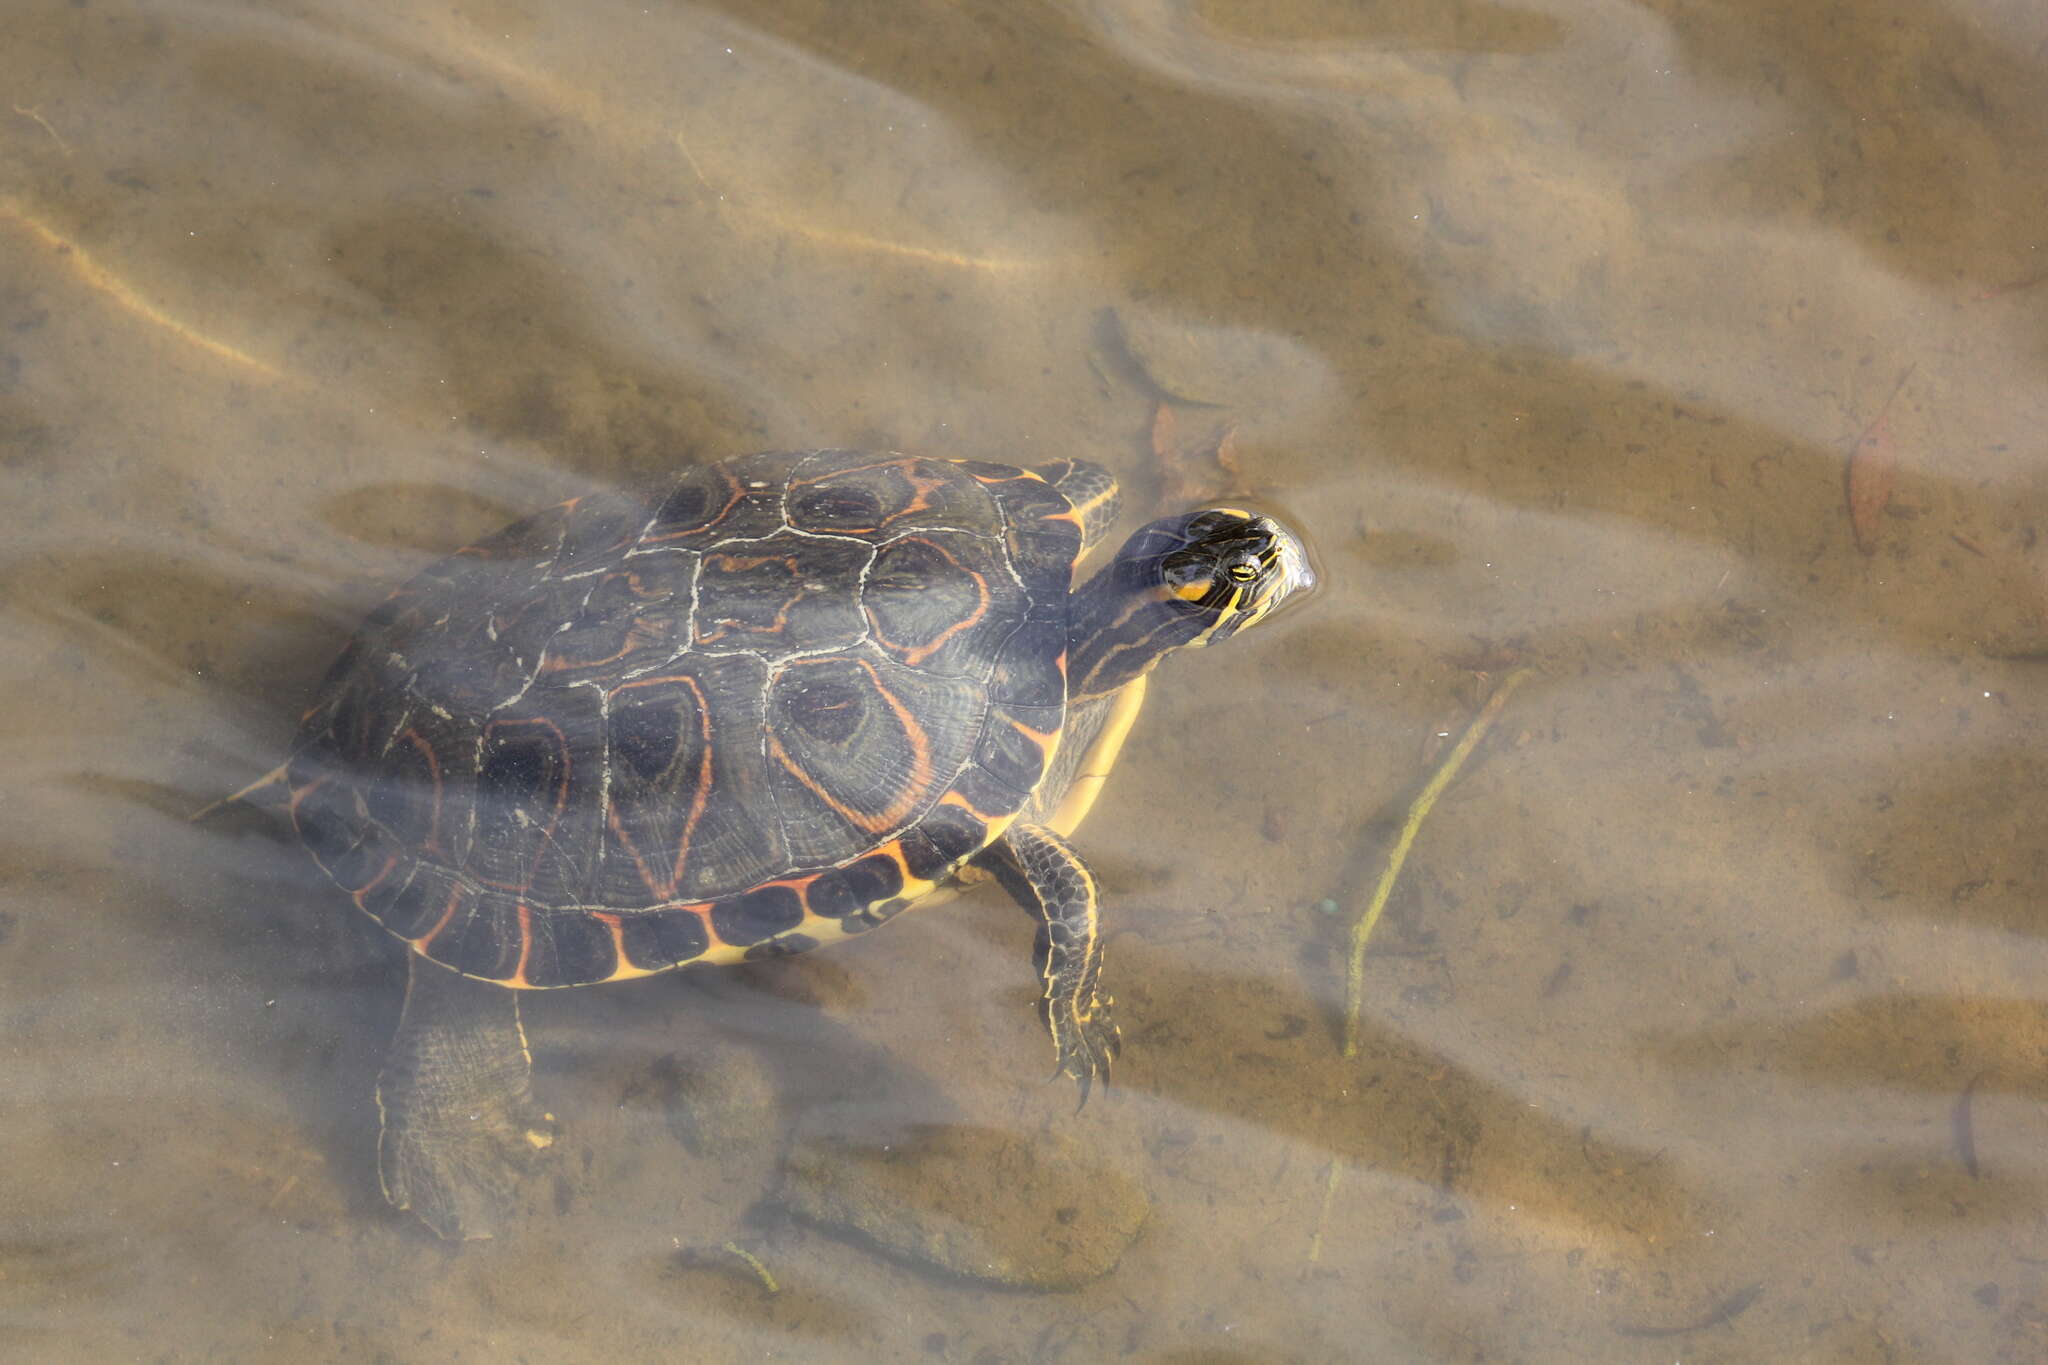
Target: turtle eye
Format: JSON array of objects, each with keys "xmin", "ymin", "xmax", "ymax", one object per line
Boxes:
[{"xmin": 1227, "ymin": 561, "xmax": 1261, "ymax": 583}]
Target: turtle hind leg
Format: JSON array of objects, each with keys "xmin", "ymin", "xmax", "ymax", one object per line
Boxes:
[
  {"xmin": 376, "ymin": 955, "xmax": 557, "ymax": 1240},
  {"xmin": 976, "ymin": 821, "xmax": 1120, "ymax": 1106}
]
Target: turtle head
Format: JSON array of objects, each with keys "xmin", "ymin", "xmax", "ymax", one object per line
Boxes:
[{"xmin": 1067, "ymin": 507, "xmax": 1315, "ymax": 700}]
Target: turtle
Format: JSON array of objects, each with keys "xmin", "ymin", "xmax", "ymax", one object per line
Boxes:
[{"xmin": 283, "ymin": 448, "xmax": 1314, "ymax": 1238}]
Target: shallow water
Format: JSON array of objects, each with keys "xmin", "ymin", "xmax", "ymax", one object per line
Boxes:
[{"xmin": 7, "ymin": 0, "xmax": 2048, "ymax": 1359}]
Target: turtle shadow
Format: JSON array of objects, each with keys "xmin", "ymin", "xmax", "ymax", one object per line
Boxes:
[
  {"xmin": 311, "ymin": 483, "xmax": 536, "ymax": 558},
  {"xmin": 216, "ymin": 862, "xmax": 405, "ymax": 1231},
  {"xmin": 1100, "ymin": 940, "xmax": 1703, "ymax": 1252},
  {"xmin": 426, "ymin": 958, "xmax": 964, "ymax": 1241},
  {"xmin": 317, "ymin": 206, "xmax": 749, "ymax": 486},
  {"xmin": 550, "ymin": 961, "xmax": 960, "ymax": 1130}
]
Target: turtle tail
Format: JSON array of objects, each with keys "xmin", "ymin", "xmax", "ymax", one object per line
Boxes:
[{"xmin": 188, "ymin": 761, "xmax": 293, "ymax": 822}]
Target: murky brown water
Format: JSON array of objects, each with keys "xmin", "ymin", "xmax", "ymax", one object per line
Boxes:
[{"xmin": 8, "ymin": 0, "xmax": 2048, "ymax": 1359}]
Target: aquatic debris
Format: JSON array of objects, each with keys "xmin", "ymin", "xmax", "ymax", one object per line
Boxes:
[
  {"xmin": 721, "ymin": 1241, "xmax": 780, "ymax": 1296},
  {"xmin": 1974, "ymin": 272, "xmax": 2048, "ymax": 302},
  {"xmin": 1953, "ymin": 1069, "xmax": 1988, "ymax": 1180},
  {"xmin": 11, "ymin": 104, "xmax": 69, "ymax": 155},
  {"xmin": 1341, "ymin": 668, "xmax": 1534, "ymax": 1057},
  {"xmin": 1146, "ymin": 399, "xmax": 1248, "ymax": 516},
  {"xmin": 778, "ymin": 1124, "xmax": 1148, "ymax": 1290},
  {"xmin": 1442, "ymin": 637, "xmax": 1525, "ymax": 677},
  {"xmin": 1304, "ymin": 1160, "xmax": 1342, "ymax": 1266},
  {"xmin": 1613, "ymin": 1282, "xmax": 1763, "ymax": 1338},
  {"xmin": 672, "ymin": 1239, "xmax": 781, "ymax": 1296},
  {"xmin": 1844, "ymin": 365, "xmax": 1914, "ymax": 555},
  {"xmin": 0, "ymin": 199, "xmax": 285, "ymax": 380},
  {"xmin": 1307, "ymin": 672, "xmax": 1533, "ymax": 1267}
]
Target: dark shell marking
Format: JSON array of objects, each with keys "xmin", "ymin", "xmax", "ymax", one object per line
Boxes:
[{"xmin": 291, "ymin": 450, "xmax": 1084, "ymax": 987}]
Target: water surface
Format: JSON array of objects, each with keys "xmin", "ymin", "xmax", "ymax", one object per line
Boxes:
[{"xmin": 6, "ymin": 1, "xmax": 2048, "ymax": 1359}]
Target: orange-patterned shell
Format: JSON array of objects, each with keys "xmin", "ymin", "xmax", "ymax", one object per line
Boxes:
[{"xmin": 289, "ymin": 450, "xmax": 1084, "ymax": 988}]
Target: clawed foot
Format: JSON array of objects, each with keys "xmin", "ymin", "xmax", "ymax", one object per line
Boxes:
[
  {"xmin": 378, "ymin": 1085, "xmax": 557, "ymax": 1240},
  {"xmin": 1047, "ymin": 991, "xmax": 1121, "ymax": 1108}
]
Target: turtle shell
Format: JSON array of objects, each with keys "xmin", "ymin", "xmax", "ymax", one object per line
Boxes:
[{"xmin": 288, "ymin": 450, "xmax": 1085, "ymax": 987}]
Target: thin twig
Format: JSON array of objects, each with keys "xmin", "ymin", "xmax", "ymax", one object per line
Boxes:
[
  {"xmin": 1342, "ymin": 668, "xmax": 1533, "ymax": 1057},
  {"xmin": 722, "ymin": 1241, "xmax": 780, "ymax": 1295},
  {"xmin": 1305, "ymin": 1159, "xmax": 1342, "ymax": 1265},
  {"xmin": 13, "ymin": 104, "xmax": 69, "ymax": 155}
]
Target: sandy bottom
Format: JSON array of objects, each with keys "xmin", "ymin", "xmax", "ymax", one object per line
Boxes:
[{"xmin": 6, "ymin": 1, "xmax": 2048, "ymax": 1360}]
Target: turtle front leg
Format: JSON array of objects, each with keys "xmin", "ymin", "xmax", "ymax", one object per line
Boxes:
[
  {"xmin": 376, "ymin": 955, "xmax": 557, "ymax": 1239},
  {"xmin": 976, "ymin": 821, "xmax": 1121, "ymax": 1104}
]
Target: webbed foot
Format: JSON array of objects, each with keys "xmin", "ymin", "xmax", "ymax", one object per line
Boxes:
[
  {"xmin": 1048, "ymin": 989, "xmax": 1121, "ymax": 1108},
  {"xmin": 375, "ymin": 956, "xmax": 555, "ymax": 1240},
  {"xmin": 378, "ymin": 1079, "xmax": 555, "ymax": 1240}
]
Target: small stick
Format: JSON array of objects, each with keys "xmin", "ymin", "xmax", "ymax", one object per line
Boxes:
[
  {"xmin": 1953, "ymin": 1069, "xmax": 1988, "ymax": 1179},
  {"xmin": 12, "ymin": 104, "xmax": 69, "ymax": 155},
  {"xmin": 1342, "ymin": 668, "xmax": 1533, "ymax": 1057},
  {"xmin": 1614, "ymin": 1283, "xmax": 1763, "ymax": 1338},
  {"xmin": 1975, "ymin": 273, "xmax": 2048, "ymax": 301},
  {"xmin": 721, "ymin": 1241, "xmax": 780, "ymax": 1295},
  {"xmin": 672, "ymin": 130, "xmax": 725, "ymax": 211},
  {"xmin": 1305, "ymin": 1159, "xmax": 1342, "ymax": 1265},
  {"xmin": 1845, "ymin": 363, "xmax": 1914, "ymax": 554}
]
